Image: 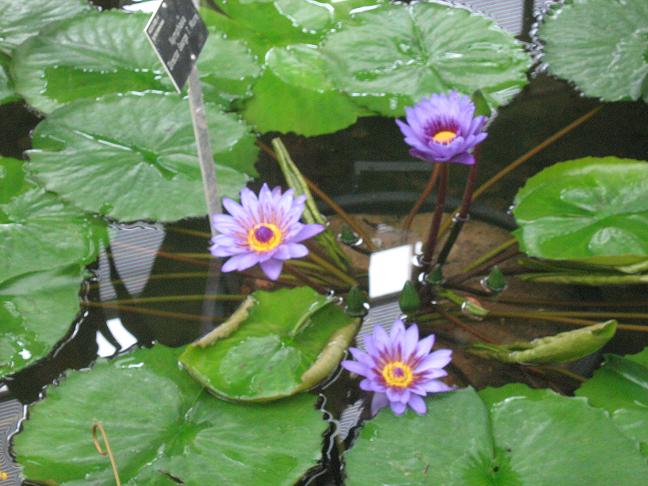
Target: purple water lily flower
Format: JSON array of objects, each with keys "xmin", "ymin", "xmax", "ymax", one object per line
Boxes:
[
  {"xmin": 210, "ymin": 184, "xmax": 324, "ymax": 280},
  {"xmin": 342, "ymin": 319, "xmax": 452, "ymax": 416},
  {"xmin": 396, "ymin": 91, "xmax": 487, "ymax": 165}
]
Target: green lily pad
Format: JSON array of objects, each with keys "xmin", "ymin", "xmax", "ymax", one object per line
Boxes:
[
  {"xmin": 576, "ymin": 348, "xmax": 648, "ymax": 452},
  {"xmin": 539, "ymin": 0, "xmax": 648, "ymax": 102},
  {"xmin": 345, "ymin": 387, "xmax": 648, "ymax": 485},
  {"xmin": 0, "ymin": 0, "xmax": 92, "ymax": 55},
  {"xmin": 0, "ymin": 53, "xmax": 18, "ymax": 105},
  {"xmin": 321, "ymin": 2, "xmax": 530, "ymax": 116},
  {"xmin": 12, "ymin": 11, "xmax": 261, "ymax": 114},
  {"xmin": 513, "ymin": 157, "xmax": 648, "ymax": 265},
  {"xmin": 180, "ymin": 287, "xmax": 360, "ymax": 401},
  {"xmin": 244, "ymin": 44, "xmax": 360, "ymax": 135},
  {"xmin": 0, "ymin": 266, "xmax": 85, "ymax": 379},
  {"xmin": 0, "ymin": 157, "xmax": 103, "ymax": 283},
  {"xmin": 14, "ymin": 345, "xmax": 327, "ymax": 485},
  {"xmin": 27, "ymin": 93, "xmax": 257, "ymax": 222}
]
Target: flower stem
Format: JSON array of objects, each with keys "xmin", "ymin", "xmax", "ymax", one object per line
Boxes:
[
  {"xmin": 84, "ymin": 301, "xmax": 212, "ymax": 322},
  {"xmin": 435, "ymin": 305, "xmax": 494, "ymax": 343},
  {"xmin": 402, "ymin": 164, "xmax": 442, "ymax": 231},
  {"xmin": 100, "ymin": 294, "xmax": 246, "ymax": 305},
  {"xmin": 486, "ymin": 308, "xmax": 648, "ymax": 333},
  {"xmin": 436, "ymin": 159, "xmax": 479, "ymax": 266},
  {"xmin": 437, "ymin": 105, "xmax": 603, "ymax": 238},
  {"xmin": 421, "ymin": 163, "xmax": 449, "ymax": 269},
  {"xmin": 446, "ymin": 244, "xmax": 519, "ymax": 286},
  {"xmin": 460, "ymin": 238, "xmax": 518, "ymax": 273}
]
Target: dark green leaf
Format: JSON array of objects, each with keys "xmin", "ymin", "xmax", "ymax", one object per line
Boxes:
[
  {"xmin": 321, "ymin": 2, "xmax": 530, "ymax": 116},
  {"xmin": 12, "ymin": 11, "xmax": 260, "ymax": 113},
  {"xmin": 0, "ymin": 157, "xmax": 103, "ymax": 283},
  {"xmin": 180, "ymin": 287, "xmax": 360, "ymax": 401},
  {"xmin": 244, "ymin": 44, "xmax": 360, "ymax": 135},
  {"xmin": 14, "ymin": 345, "xmax": 327, "ymax": 485},
  {"xmin": 27, "ymin": 93, "xmax": 257, "ymax": 222},
  {"xmin": 539, "ymin": 0, "xmax": 648, "ymax": 102},
  {"xmin": 346, "ymin": 387, "xmax": 648, "ymax": 484},
  {"xmin": 0, "ymin": 266, "xmax": 85, "ymax": 379},
  {"xmin": 576, "ymin": 348, "xmax": 648, "ymax": 455},
  {"xmin": 0, "ymin": 0, "xmax": 92, "ymax": 55},
  {"xmin": 513, "ymin": 157, "xmax": 648, "ymax": 266}
]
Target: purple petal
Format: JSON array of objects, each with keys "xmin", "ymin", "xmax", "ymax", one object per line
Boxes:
[
  {"xmin": 221, "ymin": 252, "xmax": 259, "ymax": 272},
  {"xmin": 293, "ymin": 224, "xmax": 324, "ymax": 242},
  {"xmin": 223, "ymin": 198, "xmax": 250, "ymax": 222},
  {"xmin": 371, "ymin": 392, "xmax": 390, "ymax": 416},
  {"xmin": 414, "ymin": 335, "xmax": 435, "ymax": 358},
  {"xmin": 450, "ymin": 152, "xmax": 475, "ymax": 166},
  {"xmin": 403, "ymin": 324, "xmax": 419, "ymax": 359},
  {"xmin": 417, "ymin": 349, "xmax": 453, "ymax": 372},
  {"xmin": 419, "ymin": 380, "xmax": 453, "ymax": 393},
  {"xmin": 260, "ymin": 258, "xmax": 283, "ymax": 280},
  {"xmin": 341, "ymin": 360, "xmax": 370, "ymax": 377},
  {"xmin": 283, "ymin": 243, "xmax": 309, "ymax": 259},
  {"xmin": 389, "ymin": 319, "xmax": 406, "ymax": 341},
  {"xmin": 349, "ymin": 348, "xmax": 374, "ymax": 368},
  {"xmin": 390, "ymin": 400, "xmax": 407, "ymax": 416},
  {"xmin": 408, "ymin": 394, "xmax": 427, "ymax": 415}
]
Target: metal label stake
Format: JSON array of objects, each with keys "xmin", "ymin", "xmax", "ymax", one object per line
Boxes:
[{"xmin": 145, "ymin": 0, "xmax": 222, "ymax": 237}]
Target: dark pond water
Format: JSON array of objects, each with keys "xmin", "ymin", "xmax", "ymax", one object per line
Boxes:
[{"xmin": 1, "ymin": 1, "xmax": 648, "ymax": 479}]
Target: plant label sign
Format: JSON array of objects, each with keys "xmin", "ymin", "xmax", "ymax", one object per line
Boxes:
[{"xmin": 145, "ymin": 0, "xmax": 208, "ymax": 92}]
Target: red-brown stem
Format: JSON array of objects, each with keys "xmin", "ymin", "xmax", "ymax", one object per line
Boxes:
[
  {"xmin": 436, "ymin": 158, "xmax": 479, "ymax": 265},
  {"xmin": 402, "ymin": 164, "xmax": 442, "ymax": 232},
  {"xmin": 422, "ymin": 163, "xmax": 449, "ymax": 269}
]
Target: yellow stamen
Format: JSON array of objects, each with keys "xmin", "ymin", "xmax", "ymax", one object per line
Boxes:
[
  {"xmin": 382, "ymin": 361, "xmax": 414, "ymax": 388},
  {"xmin": 432, "ymin": 130, "xmax": 457, "ymax": 145},
  {"xmin": 247, "ymin": 223, "xmax": 283, "ymax": 252}
]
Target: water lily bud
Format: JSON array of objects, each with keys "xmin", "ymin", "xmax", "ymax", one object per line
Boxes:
[
  {"xmin": 399, "ymin": 281, "xmax": 421, "ymax": 314},
  {"xmin": 483, "ymin": 265, "xmax": 507, "ymax": 294},
  {"xmin": 346, "ymin": 285, "xmax": 369, "ymax": 317},
  {"xmin": 460, "ymin": 297, "xmax": 489, "ymax": 318},
  {"xmin": 339, "ymin": 225, "xmax": 361, "ymax": 246}
]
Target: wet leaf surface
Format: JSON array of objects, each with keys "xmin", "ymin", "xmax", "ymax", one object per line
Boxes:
[
  {"xmin": 540, "ymin": 0, "xmax": 648, "ymax": 102},
  {"xmin": 28, "ymin": 93, "xmax": 257, "ymax": 222},
  {"xmin": 0, "ymin": 157, "xmax": 103, "ymax": 283},
  {"xmin": 513, "ymin": 157, "xmax": 648, "ymax": 265},
  {"xmin": 14, "ymin": 345, "xmax": 327, "ymax": 485},
  {"xmin": 181, "ymin": 287, "xmax": 360, "ymax": 401},
  {"xmin": 244, "ymin": 44, "xmax": 360, "ymax": 136},
  {"xmin": 345, "ymin": 386, "xmax": 648, "ymax": 484},
  {"xmin": 0, "ymin": 266, "xmax": 85, "ymax": 380},
  {"xmin": 12, "ymin": 11, "xmax": 260, "ymax": 113},
  {"xmin": 321, "ymin": 2, "xmax": 530, "ymax": 116},
  {"xmin": 576, "ymin": 347, "xmax": 648, "ymax": 453},
  {"xmin": 0, "ymin": 0, "xmax": 92, "ymax": 55}
]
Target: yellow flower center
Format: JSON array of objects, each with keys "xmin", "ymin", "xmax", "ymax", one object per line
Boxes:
[
  {"xmin": 432, "ymin": 130, "xmax": 457, "ymax": 145},
  {"xmin": 248, "ymin": 223, "xmax": 283, "ymax": 252},
  {"xmin": 381, "ymin": 361, "xmax": 414, "ymax": 388}
]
